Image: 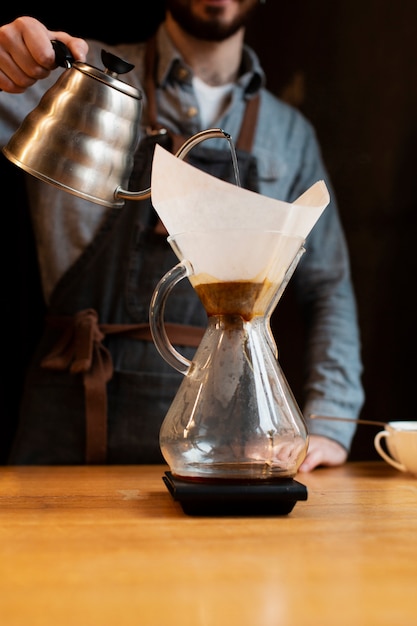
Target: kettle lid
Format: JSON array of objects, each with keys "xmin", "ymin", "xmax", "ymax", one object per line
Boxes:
[{"xmin": 52, "ymin": 39, "xmax": 142, "ymax": 100}]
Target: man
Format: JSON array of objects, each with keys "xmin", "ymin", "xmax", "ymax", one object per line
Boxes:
[{"xmin": 0, "ymin": 0, "xmax": 364, "ymax": 470}]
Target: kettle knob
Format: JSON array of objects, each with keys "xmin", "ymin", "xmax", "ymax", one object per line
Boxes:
[{"xmin": 101, "ymin": 50, "xmax": 134, "ymax": 76}]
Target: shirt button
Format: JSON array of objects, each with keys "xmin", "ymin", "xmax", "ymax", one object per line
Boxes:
[
  {"xmin": 187, "ymin": 106, "xmax": 198, "ymax": 118},
  {"xmin": 177, "ymin": 67, "xmax": 189, "ymax": 80}
]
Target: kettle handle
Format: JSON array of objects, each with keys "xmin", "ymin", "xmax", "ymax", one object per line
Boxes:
[{"xmin": 51, "ymin": 40, "xmax": 74, "ymax": 69}]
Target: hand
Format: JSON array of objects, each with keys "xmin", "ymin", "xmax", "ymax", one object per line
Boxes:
[
  {"xmin": 0, "ymin": 16, "xmax": 88, "ymax": 93},
  {"xmin": 297, "ymin": 434, "xmax": 348, "ymax": 473}
]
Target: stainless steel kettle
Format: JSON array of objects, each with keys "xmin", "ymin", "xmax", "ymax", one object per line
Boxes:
[
  {"xmin": 3, "ymin": 41, "xmax": 230, "ymax": 208},
  {"xmin": 3, "ymin": 41, "xmax": 144, "ymax": 207}
]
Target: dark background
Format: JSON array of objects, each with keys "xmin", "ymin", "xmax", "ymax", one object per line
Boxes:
[{"xmin": 1, "ymin": 1, "xmax": 416, "ymax": 461}]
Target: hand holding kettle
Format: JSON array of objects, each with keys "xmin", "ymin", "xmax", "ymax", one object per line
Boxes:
[
  {"xmin": 2, "ymin": 18, "xmax": 231, "ymax": 208},
  {"xmin": 0, "ymin": 16, "xmax": 88, "ymax": 93}
]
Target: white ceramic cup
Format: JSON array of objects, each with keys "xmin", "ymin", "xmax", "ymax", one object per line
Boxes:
[{"xmin": 374, "ymin": 421, "xmax": 417, "ymax": 475}]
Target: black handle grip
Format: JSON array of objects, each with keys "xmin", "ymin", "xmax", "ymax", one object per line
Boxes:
[{"xmin": 51, "ymin": 40, "xmax": 74, "ymax": 68}]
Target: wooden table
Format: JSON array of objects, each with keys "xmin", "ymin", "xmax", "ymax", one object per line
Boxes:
[{"xmin": 1, "ymin": 462, "xmax": 416, "ymax": 626}]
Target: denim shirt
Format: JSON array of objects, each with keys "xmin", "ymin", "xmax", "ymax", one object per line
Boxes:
[{"xmin": 0, "ymin": 24, "xmax": 364, "ymax": 451}]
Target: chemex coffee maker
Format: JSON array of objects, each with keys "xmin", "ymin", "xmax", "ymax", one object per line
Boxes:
[
  {"xmin": 3, "ymin": 44, "xmax": 329, "ymax": 515},
  {"xmin": 148, "ymin": 146, "xmax": 329, "ymax": 515}
]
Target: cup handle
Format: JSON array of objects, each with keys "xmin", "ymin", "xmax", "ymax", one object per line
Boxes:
[{"xmin": 374, "ymin": 431, "xmax": 406, "ymax": 472}]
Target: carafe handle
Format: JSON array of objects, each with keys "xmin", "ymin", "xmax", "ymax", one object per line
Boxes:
[{"xmin": 149, "ymin": 260, "xmax": 194, "ymax": 374}]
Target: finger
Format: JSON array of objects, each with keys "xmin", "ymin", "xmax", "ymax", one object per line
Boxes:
[
  {"xmin": 0, "ymin": 17, "xmax": 88, "ymax": 92},
  {"xmin": 298, "ymin": 448, "xmax": 324, "ymax": 473},
  {"xmin": 47, "ymin": 30, "xmax": 89, "ymax": 63},
  {"xmin": 0, "ymin": 18, "xmax": 54, "ymax": 90}
]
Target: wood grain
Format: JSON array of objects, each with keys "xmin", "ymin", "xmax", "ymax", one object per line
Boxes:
[{"xmin": 1, "ymin": 462, "xmax": 416, "ymax": 625}]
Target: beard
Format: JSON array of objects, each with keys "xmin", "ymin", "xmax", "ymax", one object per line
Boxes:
[{"xmin": 165, "ymin": 0, "xmax": 259, "ymax": 42}]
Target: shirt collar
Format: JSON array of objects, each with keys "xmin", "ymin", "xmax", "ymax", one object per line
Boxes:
[{"xmin": 155, "ymin": 24, "xmax": 265, "ymax": 97}]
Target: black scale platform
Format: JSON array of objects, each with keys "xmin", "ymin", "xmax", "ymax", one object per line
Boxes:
[{"xmin": 163, "ymin": 471, "xmax": 308, "ymax": 516}]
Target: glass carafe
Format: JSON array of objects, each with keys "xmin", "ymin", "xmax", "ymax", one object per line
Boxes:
[{"xmin": 150, "ymin": 229, "xmax": 308, "ymax": 481}]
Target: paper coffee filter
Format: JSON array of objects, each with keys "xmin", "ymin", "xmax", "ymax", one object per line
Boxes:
[
  {"xmin": 151, "ymin": 144, "xmax": 330, "ymax": 239},
  {"xmin": 168, "ymin": 229, "xmax": 304, "ymax": 283}
]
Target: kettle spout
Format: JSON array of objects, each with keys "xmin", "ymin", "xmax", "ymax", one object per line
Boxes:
[{"xmin": 115, "ymin": 128, "xmax": 235, "ymax": 202}]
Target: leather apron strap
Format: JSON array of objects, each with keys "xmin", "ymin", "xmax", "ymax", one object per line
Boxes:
[{"xmin": 41, "ymin": 310, "xmax": 204, "ymax": 463}]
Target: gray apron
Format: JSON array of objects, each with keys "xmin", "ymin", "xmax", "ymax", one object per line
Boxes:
[{"xmin": 9, "ymin": 44, "xmax": 261, "ymax": 465}]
